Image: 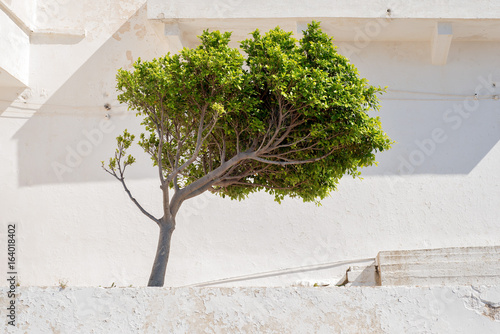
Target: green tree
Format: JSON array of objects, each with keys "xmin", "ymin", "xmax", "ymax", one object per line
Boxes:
[{"xmin": 103, "ymin": 22, "xmax": 392, "ymax": 287}]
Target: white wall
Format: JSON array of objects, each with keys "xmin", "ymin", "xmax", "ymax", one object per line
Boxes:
[
  {"xmin": 148, "ymin": 0, "xmax": 500, "ymax": 19},
  {"xmin": 0, "ymin": 6, "xmax": 29, "ymax": 86},
  {"xmin": 0, "ymin": 0, "xmax": 36, "ymax": 28},
  {"xmin": 3, "ymin": 286, "xmax": 500, "ymax": 333},
  {"xmin": 1, "ymin": 1, "xmax": 500, "ymax": 288}
]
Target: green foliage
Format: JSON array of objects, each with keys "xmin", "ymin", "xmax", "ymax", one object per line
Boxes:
[
  {"xmin": 102, "ymin": 129, "xmax": 136, "ymax": 177},
  {"xmin": 113, "ymin": 21, "xmax": 392, "ymax": 204}
]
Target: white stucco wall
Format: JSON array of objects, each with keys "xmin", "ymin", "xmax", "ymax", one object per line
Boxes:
[
  {"xmin": 3, "ymin": 286, "xmax": 500, "ymax": 333},
  {"xmin": 148, "ymin": 0, "xmax": 500, "ymax": 19},
  {"xmin": 0, "ymin": 0, "xmax": 36, "ymax": 28},
  {"xmin": 1, "ymin": 1, "xmax": 500, "ymax": 289},
  {"xmin": 0, "ymin": 6, "xmax": 29, "ymax": 86}
]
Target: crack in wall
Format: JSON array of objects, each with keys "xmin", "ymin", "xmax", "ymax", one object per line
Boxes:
[{"xmin": 462, "ymin": 286, "xmax": 500, "ymax": 322}]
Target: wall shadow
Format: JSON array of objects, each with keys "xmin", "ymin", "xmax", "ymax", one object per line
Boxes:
[
  {"xmin": 0, "ymin": 86, "xmax": 25, "ymax": 115},
  {"xmin": 13, "ymin": 4, "xmax": 170, "ymax": 186},
  {"xmin": 350, "ymin": 41, "xmax": 500, "ymax": 176},
  {"xmin": 362, "ymin": 98, "xmax": 500, "ymax": 176},
  {"xmin": 0, "ymin": 70, "xmax": 27, "ymax": 115},
  {"xmin": 13, "ymin": 18, "xmax": 500, "ymax": 186},
  {"xmin": 184, "ymin": 258, "xmax": 375, "ymax": 287}
]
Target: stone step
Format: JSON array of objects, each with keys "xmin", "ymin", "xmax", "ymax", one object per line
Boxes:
[
  {"xmin": 376, "ymin": 246, "xmax": 500, "ymax": 286},
  {"xmin": 379, "ymin": 246, "xmax": 500, "ymax": 256},
  {"xmin": 378, "ymin": 246, "xmax": 500, "ymax": 264},
  {"xmin": 380, "ymin": 274, "xmax": 500, "ymax": 286},
  {"xmin": 379, "ymin": 261, "xmax": 500, "ymax": 273},
  {"xmin": 345, "ymin": 264, "xmax": 379, "ymax": 286}
]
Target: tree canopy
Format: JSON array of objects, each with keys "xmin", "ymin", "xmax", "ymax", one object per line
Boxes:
[{"xmin": 103, "ymin": 21, "xmax": 392, "ymax": 286}]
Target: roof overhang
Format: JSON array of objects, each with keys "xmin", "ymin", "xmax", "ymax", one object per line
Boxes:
[{"xmin": 147, "ymin": 0, "xmax": 500, "ymax": 65}]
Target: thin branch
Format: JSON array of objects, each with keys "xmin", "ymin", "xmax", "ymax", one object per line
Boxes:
[
  {"xmin": 260, "ymin": 145, "xmax": 323, "ymax": 159},
  {"xmin": 235, "ymin": 127, "xmax": 240, "ymax": 154},
  {"xmin": 170, "ymin": 152, "xmax": 251, "ymax": 214},
  {"xmin": 156, "ymin": 96, "xmax": 166, "ymax": 186},
  {"xmin": 216, "ymin": 180, "xmax": 306, "ymax": 191},
  {"xmin": 167, "ymin": 105, "xmax": 209, "ymax": 182},
  {"xmin": 251, "ymin": 145, "xmax": 345, "ymax": 166},
  {"xmin": 119, "ymin": 177, "xmax": 161, "ymax": 225},
  {"xmin": 267, "ymin": 116, "xmax": 307, "ymax": 151},
  {"xmin": 270, "ymin": 132, "xmax": 312, "ymax": 150},
  {"xmin": 217, "ymin": 164, "xmax": 272, "ymax": 186},
  {"xmin": 258, "ymin": 106, "xmax": 283, "ymax": 152},
  {"xmin": 221, "ymin": 134, "xmax": 227, "ymax": 164},
  {"xmin": 102, "ymin": 136, "xmax": 160, "ymax": 225}
]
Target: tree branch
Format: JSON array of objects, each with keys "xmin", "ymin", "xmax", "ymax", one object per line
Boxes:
[
  {"xmin": 119, "ymin": 177, "xmax": 161, "ymax": 225},
  {"xmin": 219, "ymin": 180, "xmax": 306, "ymax": 191},
  {"xmin": 167, "ymin": 105, "xmax": 210, "ymax": 183},
  {"xmin": 170, "ymin": 152, "xmax": 251, "ymax": 215},
  {"xmin": 252, "ymin": 145, "xmax": 345, "ymax": 166}
]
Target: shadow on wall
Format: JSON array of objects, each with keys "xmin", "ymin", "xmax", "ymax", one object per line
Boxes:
[
  {"xmin": 362, "ymin": 98, "xmax": 500, "ymax": 176},
  {"xmin": 183, "ymin": 258, "xmax": 376, "ymax": 287},
  {"xmin": 0, "ymin": 86, "xmax": 24, "ymax": 115},
  {"xmin": 354, "ymin": 41, "xmax": 500, "ymax": 176},
  {"xmin": 0, "ymin": 72, "xmax": 26, "ymax": 115},
  {"xmin": 12, "ymin": 10, "xmax": 500, "ymax": 186},
  {"xmin": 13, "ymin": 4, "xmax": 171, "ymax": 186}
]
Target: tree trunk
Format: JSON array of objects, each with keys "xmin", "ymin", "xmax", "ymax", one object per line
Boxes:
[{"xmin": 147, "ymin": 217, "xmax": 175, "ymax": 287}]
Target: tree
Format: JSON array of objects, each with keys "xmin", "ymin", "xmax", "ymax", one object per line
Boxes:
[{"xmin": 102, "ymin": 21, "xmax": 392, "ymax": 287}]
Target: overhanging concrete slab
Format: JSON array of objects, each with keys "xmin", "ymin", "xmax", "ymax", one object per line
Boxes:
[{"xmin": 148, "ymin": 0, "xmax": 500, "ymax": 20}]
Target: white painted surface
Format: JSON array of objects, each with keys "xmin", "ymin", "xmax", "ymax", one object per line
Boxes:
[
  {"xmin": 346, "ymin": 264, "xmax": 379, "ymax": 286},
  {"xmin": 2, "ymin": 286, "xmax": 500, "ymax": 333},
  {"xmin": 1, "ymin": 1, "xmax": 500, "ymax": 289},
  {"xmin": 377, "ymin": 246, "xmax": 500, "ymax": 286},
  {"xmin": 431, "ymin": 22, "xmax": 453, "ymax": 65},
  {"xmin": 0, "ymin": 0, "xmax": 36, "ymax": 29},
  {"xmin": 0, "ymin": 7, "xmax": 29, "ymax": 86},
  {"xmin": 148, "ymin": 0, "xmax": 500, "ymax": 19}
]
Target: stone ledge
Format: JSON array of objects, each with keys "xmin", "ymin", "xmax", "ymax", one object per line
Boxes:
[
  {"xmin": 2, "ymin": 286, "xmax": 500, "ymax": 333},
  {"xmin": 377, "ymin": 246, "xmax": 500, "ymax": 286},
  {"xmin": 147, "ymin": 0, "xmax": 500, "ymax": 20}
]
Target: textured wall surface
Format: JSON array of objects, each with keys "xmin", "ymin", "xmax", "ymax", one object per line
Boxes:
[
  {"xmin": 1, "ymin": 0, "xmax": 500, "ymax": 288},
  {"xmin": 0, "ymin": 5, "xmax": 29, "ymax": 85},
  {"xmin": 2, "ymin": 286, "xmax": 500, "ymax": 333},
  {"xmin": 148, "ymin": 0, "xmax": 500, "ymax": 19},
  {"xmin": 0, "ymin": 0, "xmax": 36, "ymax": 27}
]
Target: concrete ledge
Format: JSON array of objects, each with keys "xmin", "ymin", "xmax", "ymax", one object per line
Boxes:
[
  {"xmin": 377, "ymin": 246, "xmax": 500, "ymax": 286},
  {"xmin": 0, "ymin": 6, "xmax": 30, "ymax": 87},
  {"xmin": 3, "ymin": 286, "xmax": 500, "ymax": 333},
  {"xmin": 431, "ymin": 22, "xmax": 453, "ymax": 65},
  {"xmin": 147, "ymin": 0, "xmax": 500, "ymax": 20},
  {"xmin": 346, "ymin": 264, "xmax": 379, "ymax": 286}
]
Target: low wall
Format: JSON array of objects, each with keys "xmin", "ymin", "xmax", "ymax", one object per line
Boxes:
[{"xmin": 2, "ymin": 286, "xmax": 500, "ymax": 333}]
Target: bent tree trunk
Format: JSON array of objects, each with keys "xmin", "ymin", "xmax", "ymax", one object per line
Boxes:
[{"xmin": 148, "ymin": 216, "xmax": 175, "ymax": 287}]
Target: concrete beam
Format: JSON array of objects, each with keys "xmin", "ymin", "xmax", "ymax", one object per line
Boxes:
[
  {"xmin": 0, "ymin": 0, "xmax": 33, "ymax": 35},
  {"xmin": 164, "ymin": 22, "xmax": 184, "ymax": 53},
  {"xmin": 431, "ymin": 22, "xmax": 453, "ymax": 65},
  {"xmin": 0, "ymin": 8, "xmax": 29, "ymax": 86},
  {"xmin": 30, "ymin": 29, "xmax": 87, "ymax": 45},
  {"xmin": 148, "ymin": 0, "xmax": 500, "ymax": 20},
  {"xmin": 295, "ymin": 21, "xmax": 308, "ymax": 36}
]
